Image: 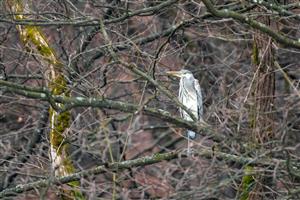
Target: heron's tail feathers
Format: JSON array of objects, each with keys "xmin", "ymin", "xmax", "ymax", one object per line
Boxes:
[{"xmin": 187, "ymin": 130, "xmax": 196, "ymax": 139}]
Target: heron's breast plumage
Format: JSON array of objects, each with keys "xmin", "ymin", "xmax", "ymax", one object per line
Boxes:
[{"xmin": 179, "ymin": 78, "xmax": 199, "ymax": 121}]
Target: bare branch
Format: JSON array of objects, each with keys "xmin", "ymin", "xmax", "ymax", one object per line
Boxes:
[
  {"xmin": 0, "ymin": 148, "xmax": 283, "ymax": 198},
  {"xmin": 202, "ymin": 0, "xmax": 300, "ymax": 49}
]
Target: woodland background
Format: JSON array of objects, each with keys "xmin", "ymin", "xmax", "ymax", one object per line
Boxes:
[{"xmin": 0, "ymin": 0, "xmax": 300, "ymax": 199}]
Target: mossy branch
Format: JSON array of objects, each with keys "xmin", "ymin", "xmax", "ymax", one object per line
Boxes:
[
  {"xmin": 6, "ymin": 1, "xmax": 85, "ymax": 198},
  {"xmin": 247, "ymin": 0, "xmax": 300, "ymax": 21},
  {"xmin": 201, "ymin": 0, "xmax": 300, "ymax": 49},
  {"xmin": 0, "ymin": 79, "xmax": 223, "ymax": 142},
  {"xmin": 0, "ymin": 148, "xmax": 283, "ymax": 198}
]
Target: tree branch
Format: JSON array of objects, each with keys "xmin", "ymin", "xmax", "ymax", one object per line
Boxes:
[
  {"xmin": 99, "ymin": 18, "xmax": 198, "ymax": 122},
  {"xmin": 202, "ymin": 0, "xmax": 300, "ymax": 49},
  {"xmin": 2, "ymin": 0, "xmax": 179, "ymax": 27},
  {"xmin": 247, "ymin": 0, "xmax": 300, "ymax": 21},
  {"xmin": 0, "ymin": 79, "xmax": 224, "ymax": 142},
  {"xmin": 0, "ymin": 148, "xmax": 283, "ymax": 198}
]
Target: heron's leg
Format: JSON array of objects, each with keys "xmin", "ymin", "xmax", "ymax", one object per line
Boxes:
[
  {"xmin": 186, "ymin": 130, "xmax": 196, "ymax": 156},
  {"xmin": 187, "ymin": 137, "xmax": 191, "ymax": 156},
  {"xmin": 187, "ymin": 135, "xmax": 195, "ymax": 156}
]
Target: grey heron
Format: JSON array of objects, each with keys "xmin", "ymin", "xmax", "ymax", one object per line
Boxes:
[{"xmin": 167, "ymin": 69, "xmax": 203, "ymax": 153}]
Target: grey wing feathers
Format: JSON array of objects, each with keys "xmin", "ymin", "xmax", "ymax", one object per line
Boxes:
[
  {"xmin": 178, "ymin": 81, "xmax": 184, "ymax": 118},
  {"xmin": 194, "ymin": 79, "xmax": 203, "ymax": 119}
]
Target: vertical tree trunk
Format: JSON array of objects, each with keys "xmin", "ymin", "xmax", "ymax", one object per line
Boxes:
[
  {"xmin": 247, "ymin": 8, "xmax": 276, "ymax": 200},
  {"xmin": 6, "ymin": 1, "xmax": 85, "ymax": 199},
  {"xmin": 251, "ymin": 31, "xmax": 275, "ymax": 145}
]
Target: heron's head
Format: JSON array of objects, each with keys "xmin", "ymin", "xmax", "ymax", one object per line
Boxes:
[{"xmin": 166, "ymin": 69, "xmax": 193, "ymax": 79}]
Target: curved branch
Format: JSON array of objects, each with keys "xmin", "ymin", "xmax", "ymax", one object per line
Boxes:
[
  {"xmin": 0, "ymin": 148, "xmax": 283, "ymax": 198},
  {"xmin": 2, "ymin": 0, "xmax": 179, "ymax": 27},
  {"xmin": 202, "ymin": 0, "xmax": 300, "ymax": 49},
  {"xmin": 0, "ymin": 79, "xmax": 224, "ymax": 142},
  {"xmin": 0, "ymin": 151, "xmax": 177, "ymax": 197},
  {"xmin": 247, "ymin": 0, "xmax": 300, "ymax": 21}
]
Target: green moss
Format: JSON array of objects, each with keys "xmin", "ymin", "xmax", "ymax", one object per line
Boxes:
[
  {"xmin": 62, "ymin": 152, "xmax": 76, "ymax": 174},
  {"xmin": 240, "ymin": 166, "xmax": 255, "ymax": 200},
  {"xmin": 18, "ymin": 25, "xmax": 61, "ymax": 66},
  {"xmin": 9, "ymin": 1, "xmax": 85, "ymax": 198},
  {"xmin": 48, "ymin": 75, "xmax": 69, "ymax": 95},
  {"xmin": 61, "ymin": 181, "xmax": 85, "ymax": 200},
  {"xmin": 252, "ymin": 41, "xmax": 259, "ymax": 65},
  {"xmin": 48, "ymin": 75, "xmax": 70, "ymax": 150},
  {"xmin": 49, "ymin": 109, "xmax": 70, "ymax": 151},
  {"xmin": 7, "ymin": 0, "xmax": 24, "ymax": 18}
]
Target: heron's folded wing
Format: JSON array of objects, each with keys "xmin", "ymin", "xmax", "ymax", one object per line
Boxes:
[
  {"xmin": 194, "ymin": 79, "xmax": 203, "ymax": 118},
  {"xmin": 178, "ymin": 80, "xmax": 185, "ymax": 119}
]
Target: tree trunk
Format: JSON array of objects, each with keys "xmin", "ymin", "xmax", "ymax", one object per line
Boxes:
[{"xmin": 248, "ymin": 8, "xmax": 276, "ymax": 200}]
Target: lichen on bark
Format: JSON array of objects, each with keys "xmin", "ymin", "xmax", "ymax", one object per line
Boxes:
[{"xmin": 6, "ymin": 1, "xmax": 85, "ymax": 199}]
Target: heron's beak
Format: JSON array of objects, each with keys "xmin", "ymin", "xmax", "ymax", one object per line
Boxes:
[{"xmin": 166, "ymin": 71, "xmax": 182, "ymax": 78}]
